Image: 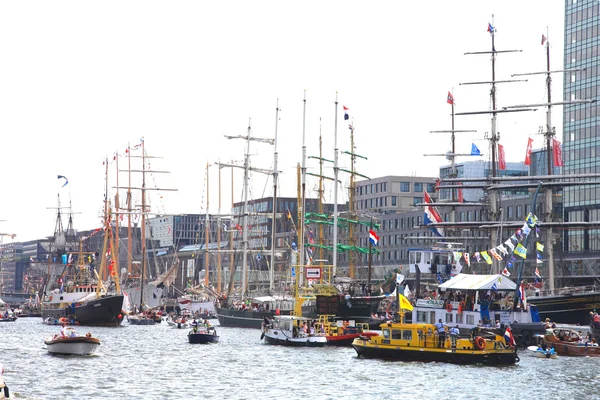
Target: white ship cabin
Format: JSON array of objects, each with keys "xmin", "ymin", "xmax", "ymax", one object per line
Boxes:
[
  {"xmin": 408, "ymin": 247, "xmax": 463, "ymax": 277},
  {"xmin": 43, "ymin": 285, "xmax": 99, "ymax": 305},
  {"xmin": 410, "ymin": 273, "xmax": 536, "ymax": 331},
  {"xmin": 252, "ymin": 296, "xmax": 295, "ymax": 313}
]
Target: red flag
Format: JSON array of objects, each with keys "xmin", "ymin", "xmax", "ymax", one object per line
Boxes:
[
  {"xmin": 343, "ymin": 105, "xmax": 349, "ymax": 111},
  {"xmin": 552, "ymin": 139, "xmax": 563, "ymax": 167},
  {"xmin": 541, "ymin": 34, "xmax": 547, "ymax": 46},
  {"xmin": 447, "ymin": 91, "xmax": 454, "ymax": 105},
  {"xmin": 457, "ymin": 182, "xmax": 464, "ymax": 203},
  {"xmin": 498, "ymin": 144, "xmax": 506, "ymax": 170},
  {"xmin": 524, "ymin": 138, "xmax": 533, "ymax": 165}
]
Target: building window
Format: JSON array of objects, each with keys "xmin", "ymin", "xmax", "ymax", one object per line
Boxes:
[
  {"xmin": 391, "ymin": 196, "xmax": 397, "ymax": 206},
  {"xmin": 516, "ymin": 205, "xmax": 522, "ymax": 219},
  {"xmin": 413, "ymin": 197, "xmax": 423, "ymax": 206},
  {"xmin": 401, "ymin": 182, "xmax": 411, "ymax": 192},
  {"xmin": 507, "ymin": 206, "xmax": 513, "ymax": 219},
  {"xmin": 414, "ymin": 183, "xmax": 423, "ymax": 193}
]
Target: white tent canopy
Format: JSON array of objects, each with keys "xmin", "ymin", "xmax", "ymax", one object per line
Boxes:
[{"xmin": 438, "ymin": 273, "xmax": 516, "ymax": 291}]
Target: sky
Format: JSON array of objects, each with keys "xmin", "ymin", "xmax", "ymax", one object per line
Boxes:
[{"xmin": 0, "ymin": 1, "xmax": 565, "ymax": 243}]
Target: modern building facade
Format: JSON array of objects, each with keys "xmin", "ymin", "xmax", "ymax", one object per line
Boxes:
[{"xmin": 563, "ymin": 0, "xmax": 600, "ymax": 253}]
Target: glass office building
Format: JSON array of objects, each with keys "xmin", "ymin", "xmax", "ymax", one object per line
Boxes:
[{"xmin": 563, "ymin": 0, "xmax": 600, "ymax": 252}]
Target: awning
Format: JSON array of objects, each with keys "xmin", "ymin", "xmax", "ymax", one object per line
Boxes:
[{"xmin": 438, "ymin": 273, "xmax": 516, "ymax": 291}]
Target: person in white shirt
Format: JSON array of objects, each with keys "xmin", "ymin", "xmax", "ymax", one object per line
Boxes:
[
  {"xmin": 449, "ymin": 325, "xmax": 460, "ymax": 349},
  {"xmin": 434, "ymin": 319, "xmax": 447, "ymax": 348}
]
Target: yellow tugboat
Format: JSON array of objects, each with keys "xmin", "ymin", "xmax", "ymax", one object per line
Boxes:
[{"xmin": 352, "ymin": 295, "xmax": 519, "ymax": 366}]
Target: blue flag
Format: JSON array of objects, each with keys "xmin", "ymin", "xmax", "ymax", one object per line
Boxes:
[{"xmin": 471, "ymin": 144, "xmax": 481, "ymax": 156}]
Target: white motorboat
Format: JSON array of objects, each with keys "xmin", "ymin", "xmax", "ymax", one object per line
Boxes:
[
  {"xmin": 527, "ymin": 345, "xmax": 558, "ymax": 359},
  {"xmin": 44, "ymin": 327, "xmax": 100, "ymax": 356},
  {"xmin": 261, "ymin": 316, "xmax": 327, "ymax": 347}
]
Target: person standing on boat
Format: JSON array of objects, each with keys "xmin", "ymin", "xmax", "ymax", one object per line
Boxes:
[
  {"xmin": 434, "ymin": 319, "xmax": 447, "ymax": 348},
  {"xmin": 449, "ymin": 325, "xmax": 460, "ymax": 350}
]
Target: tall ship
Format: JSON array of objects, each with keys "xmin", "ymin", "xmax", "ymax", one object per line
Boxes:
[
  {"xmin": 113, "ymin": 138, "xmax": 178, "ymax": 313},
  {"xmin": 40, "ymin": 194, "xmax": 124, "ymax": 327}
]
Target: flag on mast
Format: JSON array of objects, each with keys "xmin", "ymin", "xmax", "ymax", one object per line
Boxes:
[
  {"xmin": 541, "ymin": 34, "xmax": 547, "ymax": 45},
  {"xmin": 498, "ymin": 144, "xmax": 507, "ymax": 170},
  {"xmin": 447, "ymin": 91, "xmax": 454, "ymax": 105},
  {"xmin": 343, "ymin": 105, "xmax": 349, "ymax": 120},
  {"xmin": 524, "ymin": 138, "xmax": 534, "ymax": 165},
  {"xmin": 424, "ymin": 191, "xmax": 444, "ymax": 237}
]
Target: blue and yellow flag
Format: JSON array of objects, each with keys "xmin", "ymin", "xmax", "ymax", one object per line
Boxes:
[{"xmin": 514, "ymin": 243, "xmax": 527, "ymax": 259}]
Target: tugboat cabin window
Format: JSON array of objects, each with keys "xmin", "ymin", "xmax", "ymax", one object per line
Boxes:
[
  {"xmin": 391, "ymin": 330, "xmax": 404, "ymax": 340},
  {"xmin": 402, "ymin": 330, "xmax": 412, "ymax": 341},
  {"xmin": 382, "ymin": 329, "xmax": 391, "ymax": 339}
]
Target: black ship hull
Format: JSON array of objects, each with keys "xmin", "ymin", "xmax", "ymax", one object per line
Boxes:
[
  {"xmin": 528, "ymin": 292, "xmax": 600, "ymax": 325},
  {"xmin": 41, "ymin": 295, "xmax": 125, "ymax": 327},
  {"xmin": 215, "ymin": 307, "xmax": 277, "ymax": 329},
  {"xmin": 314, "ymin": 295, "xmax": 385, "ymax": 322}
]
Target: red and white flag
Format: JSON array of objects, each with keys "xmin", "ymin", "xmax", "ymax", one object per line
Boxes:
[
  {"xmin": 541, "ymin": 34, "xmax": 547, "ymax": 46},
  {"xmin": 524, "ymin": 138, "xmax": 533, "ymax": 166}
]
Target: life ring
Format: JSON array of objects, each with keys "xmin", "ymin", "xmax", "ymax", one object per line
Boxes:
[
  {"xmin": 446, "ymin": 303, "xmax": 452, "ymax": 312},
  {"xmin": 474, "ymin": 336, "xmax": 485, "ymax": 350},
  {"xmin": 458, "ymin": 301, "xmax": 465, "ymax": 314}
]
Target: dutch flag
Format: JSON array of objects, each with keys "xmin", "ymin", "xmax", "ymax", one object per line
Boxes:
[
  {"xmin": 369, "ymin": 229, "xmax": 379, "ymax": 246},
  {"xmin": 504, "ymin": 326, "xmax": 516, "ymax": 347},
  {"xmin": 424, "ymin": 191, "xmax": 444, "ymax": 237}
]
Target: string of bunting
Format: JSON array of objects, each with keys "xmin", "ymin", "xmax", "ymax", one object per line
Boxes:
[{"xmin": 452, "ymin": 212, "xmax": 543, "ymax": 278}]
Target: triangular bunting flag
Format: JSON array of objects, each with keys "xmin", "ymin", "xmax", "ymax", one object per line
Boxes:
[
  {"xmin": 474, "ymin": 252, "xmax": 481, "ymax": 262},
  {"xmin": 497, "ymin": 244, "xmax": 508, "ymax": 256},
  {"xmin": 464, "ymin": 253, "xmax": 471, "ymax": 267},
  {"xmin": 489, "ymin": 248, "xmax": 503, "ymax": 261},
  {"xmin": 536, "ymin": 242, "xmax": 544, "ymax": 252},
  {"xmin": 504, "ymin": 239, "xmax": 515, "ymax": 252},
  {"xmin": 521, "ymin": 223, "xmax": 531, "ymax": 237},
  {"xmin": 453, "ymin": 252, "xmax": 462, "ymax": 262},
  {"xmin": 501, "ymin": 268, "xmax": 511, "ymax": 277},
  {"xmin": 514, "ymin": 243, "xmax": 527, "ymax": 259},
  {"xmin": 481, "ymin": 251, "xmax": 493, "ymax": 265}
]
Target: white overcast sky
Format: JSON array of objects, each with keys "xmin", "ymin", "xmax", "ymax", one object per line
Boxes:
[{"xmin": 0, "ymin": 1, "xmax": 565, "ymax": 242}]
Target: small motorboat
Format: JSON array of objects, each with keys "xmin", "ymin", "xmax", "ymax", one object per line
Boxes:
[
  {"xmin": 44, "ymin": 327, "xmax": 100, "ymax": 356},
  {"xmin": 261, "ymin": 316, "xmax": 327, "ymax": 347},
  {"xmin": 527, "ymin": 345, "xmax": 558, "ymax": 359},
  {"xmin": 188, "ymin": 326, "xmax": 219, "ymax": 344},
  {"xmin": 166, "ymin": 318, "xmax": 190, "ymax": 329}
]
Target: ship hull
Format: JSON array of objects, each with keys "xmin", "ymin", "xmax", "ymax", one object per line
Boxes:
[
  {"xmin": 41, "ymin": 295, "xmax": 125, "ymax": 327},
  {"xmin": 528, "ymin": 292, "xmax": 600, "ymax": 325},
  {"xmin": 352, "ymin": 342, "xmax": 518, "ymax": 365},
  {"xmin": 215, "ymin": 307, "xmax": 275, "ymax": 329}
]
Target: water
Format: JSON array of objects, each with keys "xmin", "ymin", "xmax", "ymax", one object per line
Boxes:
[{"xmin": 1, "ymin": 318, "xmax": 599, "ymax": 400}]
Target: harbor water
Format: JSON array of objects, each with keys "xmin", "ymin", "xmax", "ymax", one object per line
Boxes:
[{"xmin": 1, "ymin": 318, "xmax": 599, "ymax": 400}]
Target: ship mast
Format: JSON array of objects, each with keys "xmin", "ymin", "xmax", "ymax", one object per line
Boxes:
[
  {"xmin": 270, "ymin": 99, "xmax": 280, "ymax": 293},
  {"xmin": 300, "ymin": 92, "xmax": 307, "ymax": 270},
  {"xmin": 223, "ymin": 120, "xmax": 275, "ymax": 298},
  {"xmin": 115, "ymin": 138, "xmax": 176, "ymax": 309},
  {"xmin": 457, "ymin": 16, "xmax": 529, "ymax": 273},
  {"xmin": 333, "ymin": 93, "xmax": 339, "ymax": 276},
  {"xmin": 509, "ymin": 30, "xmax": 593, "ymax": 291}
]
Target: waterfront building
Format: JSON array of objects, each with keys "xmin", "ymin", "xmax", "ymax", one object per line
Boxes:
[{"xmin": 563, "ymin": 0, "xmax": 600, "ymax": 254}]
